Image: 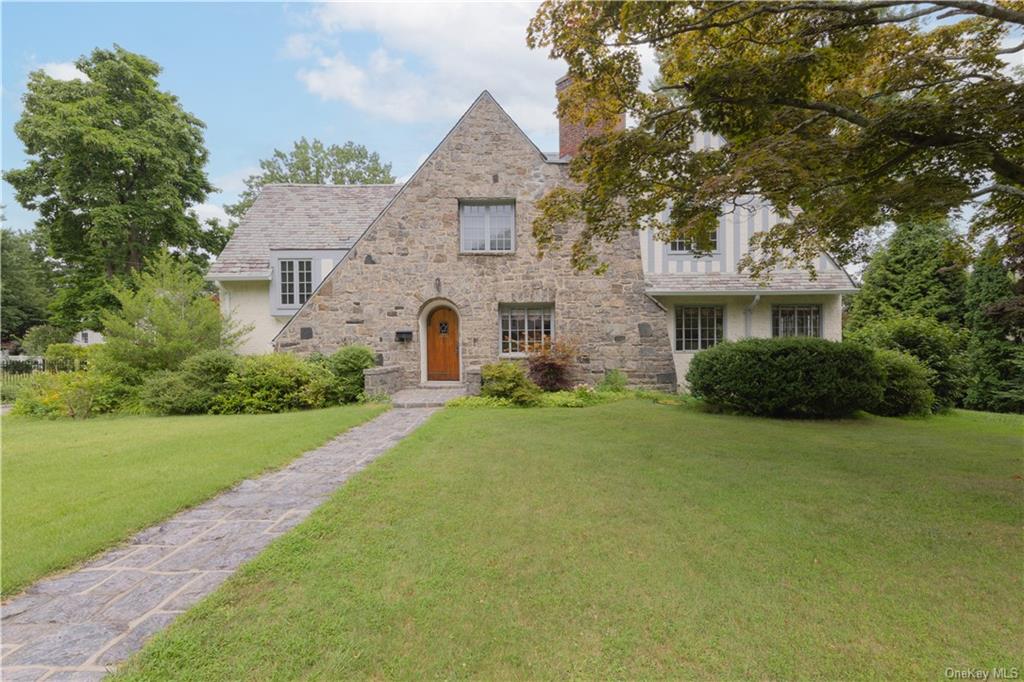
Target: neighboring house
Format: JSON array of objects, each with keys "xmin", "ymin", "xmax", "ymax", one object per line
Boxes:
[
  {"xmin": 72, "ymin": 330, "xmax": 104, "ymax": 346},
  {"xmin": 214, "ymin": 81, "xmax": 855, "ymax": 390}
]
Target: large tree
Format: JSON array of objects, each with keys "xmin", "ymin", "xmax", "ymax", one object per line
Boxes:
[
  {"xmin": 963, "ymin": 240, "xmax": 1023, "ymax": 412},
  {"xmin": 225, "ymin": 138, "xmax": 395, "ymax": 220},
  {"xmin": 527, "ymin": 1, "xmax": 1024, "ymax": 276},
  {"xmin": 846, "ymin": 218, "xmax": 969, "ymax": 329},
  {"xmin": 4, "ymin": 46, "xmax": 221, "ymax": 330},
  {"xmin": 0, "ymin": 228, "xmax": 55, "ymax": 343}
]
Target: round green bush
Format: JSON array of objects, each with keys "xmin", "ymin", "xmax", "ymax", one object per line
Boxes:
[
  {"xmin": 845, "ymin": 316, "xmax": 967, "ymax": 409},
  {"xmin": 686, "ymin": 338, "xmax": 883, "ymax": 418},
  {"xmin": 43, "ymin": 343, "xmax": 89, "ymax": 370},
  {"xmin": 481, "ymin": 361, "xmax": 541, "ymax": 406},
  {"xmin": 211, "ymin": 353, "xmax": 334, "ymax": 414},
  {"xmin": 871, "ymin": 350, "xmax": 935, "ymax": 417},
  {"xmin": 320, "ymin": 345, "xmax": 377, "ymax": 403}
]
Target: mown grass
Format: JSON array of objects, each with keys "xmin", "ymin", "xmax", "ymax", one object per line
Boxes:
[
  {"xmin": 0, "ymin": 404, "xmax": 386, "ymax": 595},
  {"xmin": 115, "ymin": 400, "xmax": 1022, "ymax": 679}
]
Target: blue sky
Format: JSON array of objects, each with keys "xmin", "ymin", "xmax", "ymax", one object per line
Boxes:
[{"xmin": 2, "ymin": 2, "xmax": 571, "ymax": 233}]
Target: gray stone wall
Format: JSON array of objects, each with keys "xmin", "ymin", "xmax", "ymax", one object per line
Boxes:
[
  {"xmin": 276, "ymin": 93, "xmax": 676, "ymax": 390},
  {"xmin": 363, "ymin": 365, "xmax": 404, "ymax": 398}
]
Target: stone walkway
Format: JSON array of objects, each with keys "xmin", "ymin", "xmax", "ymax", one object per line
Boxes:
[{"xmin": 1, "ymin": 407, "xmax": 437, "ymax": 681}]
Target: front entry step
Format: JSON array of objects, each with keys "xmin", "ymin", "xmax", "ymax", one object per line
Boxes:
[{"xmin": 391, "ymin": 386, "xmax": 467, "ymax": 408}]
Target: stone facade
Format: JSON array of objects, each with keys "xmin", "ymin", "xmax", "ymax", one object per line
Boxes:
[{"xmin": 275, "ymin": 92, "xmax": 676, "ymax": 390}]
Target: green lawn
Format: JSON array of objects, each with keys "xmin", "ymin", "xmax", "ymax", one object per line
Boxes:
[
  {"xmin": 1, "ymin": 404, "xmax": 386, "ymax": 595},
  {"xmin": 115, "ymin": 400, "xmax": 1023, "ymax": 679}
]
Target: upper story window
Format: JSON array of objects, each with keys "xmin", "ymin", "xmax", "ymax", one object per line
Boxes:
[
  {"xmin": 460, "ymin": 200, "xmax": 514, "ymax": 253},
  {"xmin": 772, "ymin": 305, "xmax": 821, "ymax": 338},
  {"xmin": 670, "ymin": 229, "xmax": 718, "ymax": 254},
  {"xmin": 675, "ymin": 305, "xmax": 724, "ymax": 351},
  {"xmin": 279, "ymin": 259, "xmax": 313, "ymax": 306},
  {"xmin": 269, "ymin": 249, "xmax": 345, "ymax": 316}
]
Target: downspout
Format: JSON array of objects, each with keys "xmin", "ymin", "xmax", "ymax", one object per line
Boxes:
[{"xmin": 743, "ymin": 294, "xmax": 761, "ymax": 338}]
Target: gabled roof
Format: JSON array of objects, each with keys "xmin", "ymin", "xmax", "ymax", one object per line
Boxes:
[
  {"xmin": 646, "ymin": 270, "xmax": 857, "ymax": 295},
  {"xmin": 207, "ymin": 183, "xmax": 402, "ymax": 280}
]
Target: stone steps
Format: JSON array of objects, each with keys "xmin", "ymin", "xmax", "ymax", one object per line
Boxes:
[{"xmin": 391, "ymin": 386, "xmax": 467, "ymax": 408}]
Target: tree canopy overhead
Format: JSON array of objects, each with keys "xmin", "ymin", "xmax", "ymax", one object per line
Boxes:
[
  {"xmin": 225, "ymin": 138, "xmax": 396, "ymax": 220},
  {"xmin": 527, "ymin": 1, "xmax": 1024, "ymax": 275},
  {"xmin": 4, "ymin": 46, "xmax": 222, "ymax": 330}
]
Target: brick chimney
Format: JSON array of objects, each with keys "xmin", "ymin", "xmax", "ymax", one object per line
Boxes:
[{"xmin": 556, "ymin": 75, "xmax": 625, "ymax": 159}]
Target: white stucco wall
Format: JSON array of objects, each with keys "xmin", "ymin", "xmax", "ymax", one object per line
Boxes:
[
  {"xmin": 218, "ymin": 280, "xmax": 292, "ymax": 355},
  {"xmin": 659, "ymin": 293, "xmax": 844, "ymax": 388}
]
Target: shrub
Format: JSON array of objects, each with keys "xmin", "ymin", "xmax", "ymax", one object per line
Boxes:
[
  {"xmin": 43, "ymin": 343, "xmax": 89, "ymax": 371},
  {"xmin": 846, "ymin": 316, "xmax": 968, "ymax": 409},
  {"xmin": 21, "ymin": 325, "xmax": 70, "ymax": 356},
  {"xmin": 538, "ymin": 384, "xmax": 628, "ymax": 408},
  {"xmin": 93, "ymin": 252, "xmax": 247, "ymax": 376},
  {"xmin": 686, "ymin": 338, "xmax": 882, "ymax": 418},
  {"xmin": 11, "ymin": 371, "xmax": 104, "ymax": 419},
  {"xmin": 318, "ymin": 345, "xmax": 377, "ymax": 403},
  {"xmin": 598, "ymin": 369, "xmax": 629, "ymax": 392},
  {"xmin": 526, "ymin": 339, "xmax": 577, "ymax": 391},
  {"xmin": 872, "ymin": 350, "xmax": 935, "ymax": 417},
  {"xmin": 481, "ymin": 361, "xmax": 541, "ymax": 406},
  {"xmin": 212, "ymin": 353, "xmax": 334, "ymax": 414}
]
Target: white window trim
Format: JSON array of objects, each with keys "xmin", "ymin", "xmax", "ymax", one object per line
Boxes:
[
  {"xmin": 269, "ymin": 249, "xmax": 345, "ymax": 316},
  {"xmin": 771, "ymin": 304, "xmax": 823, "ymax": 338},
  {"xmin": 674, "ymin": 305, "xmax": 726, "ymax": 352},
  {"xmin": 459, "ymin": 200, "xmax": 516, "ymax": 254},
  {"xmin": 498, "ymin": 304, "xmax": 554, "ymax": 357},
  {"xmin": 667, "ymin": 227, "xmax": 720, "ymax": 255}
]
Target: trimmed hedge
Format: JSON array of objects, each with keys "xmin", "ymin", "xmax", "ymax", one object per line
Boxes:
[
  {"xmin": 686, "ymin": 338, "xmax": 882, "ymax": 418},
  {"xmin": 873, "ymin": 350, "xmax": 934, "ymax": 417},
  {"xmin": 846, "ymin": 316, "xmax": 967, "ymax": 409}
]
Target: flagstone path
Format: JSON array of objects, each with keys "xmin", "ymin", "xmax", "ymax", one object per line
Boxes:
[{"xmin": 1, "ymin": 407, "xmax": 437, "ymax": 681}]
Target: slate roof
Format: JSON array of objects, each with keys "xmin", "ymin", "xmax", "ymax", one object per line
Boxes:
[
  {"xmin": 207, "ymin": 183, "xmax": 402, "ymax": 279},
  {"xmin": 645, "ymin": 270, "xmax": 857, "ymax": 295}
]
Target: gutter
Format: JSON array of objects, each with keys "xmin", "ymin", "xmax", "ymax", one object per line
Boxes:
[{"xmin": 743, "ymin": 294, "xmax": 761, "ymax": 337}]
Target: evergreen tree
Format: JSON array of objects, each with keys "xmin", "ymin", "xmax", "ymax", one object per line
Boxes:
[
  {"xmin": 963, "ymin": 240, "xmax": 1024, "ymax": 413},
  {"xmin": 846, "ymin": 219, "xmax": 968, "ymax": 330}
]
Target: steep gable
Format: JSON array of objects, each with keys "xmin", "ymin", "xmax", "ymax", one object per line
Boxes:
[{"xmin": 273, "ymin": 91, "xmax": 675, "ymax": 388}]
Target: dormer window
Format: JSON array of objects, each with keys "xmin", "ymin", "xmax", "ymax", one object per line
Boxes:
[
  {"xmin": 279, "ymin": 258, "xmax": 313, "ymax": 306},
  {"xmin": 460, "ymin": 200, "xmax": 514, "ymax": 253},
  {"xmin": 269, "ymin": 249, "xmax": 345, "ymax": 316},
  {"xmin": 669, "ymin": 229, "xmax": 718, "ymax": 253}
]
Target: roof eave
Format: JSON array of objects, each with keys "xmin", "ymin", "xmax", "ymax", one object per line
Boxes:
[{"xmin": 646, "ymin": 287, "xmax": 859, "ymax": 296}]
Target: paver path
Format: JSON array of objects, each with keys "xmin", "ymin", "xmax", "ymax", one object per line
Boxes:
[{"xmin": 1, "ymin": 407, "xmax": 436, "ymax": 681}]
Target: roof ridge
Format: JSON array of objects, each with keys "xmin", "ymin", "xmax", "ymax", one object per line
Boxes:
[{"xmin": 261, "ymin": 182, "xmax": 404, "ymax": 188}]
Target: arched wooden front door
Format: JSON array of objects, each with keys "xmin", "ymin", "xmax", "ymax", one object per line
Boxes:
[{"xmin": 426, "ymin": 306, "xmax": 460, "ymax": 381}]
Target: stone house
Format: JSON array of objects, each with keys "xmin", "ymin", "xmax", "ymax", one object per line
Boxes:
[{"xmin": 208, "ymin": 84, "xmax": 855, "ymax": 392}]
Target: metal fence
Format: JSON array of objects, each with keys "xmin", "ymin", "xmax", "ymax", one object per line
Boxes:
[{"xmin": 1, "ymin": 357, "xmax": 84, "ymax": 381}]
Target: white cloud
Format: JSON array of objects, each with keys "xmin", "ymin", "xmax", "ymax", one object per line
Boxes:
[
  {"xmin": 40, "ymin": 62, "xmax": 88, "ymax": 81},
  {"xmin": 193, "ymin": 202, "xmax": 230, "ymax": 224},
  {"xmin": 214, "ymin": 165, "xmax": 261, "ymax": 195},
  {"xmin": 287, "ymin": 2, "xmax": 569, "ymax": 139}
]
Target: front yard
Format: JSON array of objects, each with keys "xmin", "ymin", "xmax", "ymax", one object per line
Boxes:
[
  {"xmin": 113, "ymin": 400, "xmax": 1022, "ymax": 679},
  {"xmin": 0, "ymin": 404, "xmax": 386, "ymax": 595}
]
